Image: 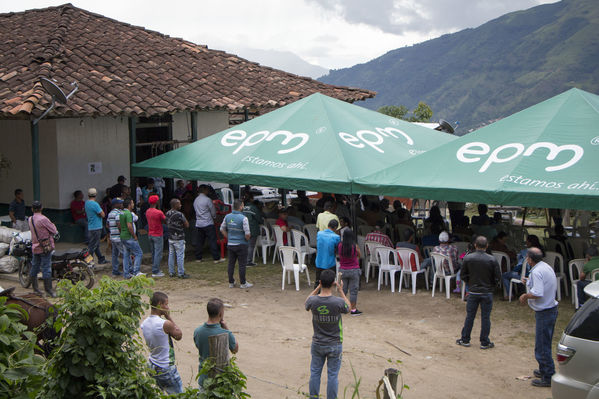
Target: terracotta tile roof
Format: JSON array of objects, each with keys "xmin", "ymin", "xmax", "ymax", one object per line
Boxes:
[{"xmin": 0, "ymin": 4, "xmax": 375, "ymax": 119}]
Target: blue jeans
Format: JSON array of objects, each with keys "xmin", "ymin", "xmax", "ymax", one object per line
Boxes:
[
  {"xmin": 149, "ymin": 235, "xmax": 164, "ymax": 274},
  {"xmin": 194, "ymin": 225, "xmax": 220, "ymax": 261},
  {"xmin": 88, "ymin": 229, "xmax": 106, "ymax": 263},
  {"xmin": 30, "ymin": 252, "xmax": 52, "ymax": 279},
  {"xmin": 110, "ymin": 240, "xmax": 124, "ymax": 275},
  {"xmin": 460, "ymin": 293, "xmax": 493, "ymax": 345},
  {"xmin": 502, "ymin": 271, "xmax": 520, "ymax": 295},
  {"xmin": 151, "ymin": 363, "xmax": 183, "ymax": 394},
  {"xmin": 535, "ymin": 306, "xmax": 558, "ymax": 382},
  {"xmin": 122, "ymin": 238, "xmax": 143, "ymax": 277},
  {"xmin": 168, "ymin": 239, "xmax": 186, "ymax": 276},
  {"xmin": 309, "ymin": 342, "xmax": 342, "ymax": 399},
  {"xmin": 75, "ymin": 218, "xmax": 88, "ymax": 243}
]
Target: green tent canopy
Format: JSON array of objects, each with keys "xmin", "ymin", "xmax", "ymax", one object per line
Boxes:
[
  {"xmin": 132, "ymin": 93, "xmax": 455, "ymax": 194},
  {"xmin": 355, "ymin": 88, "xmax": 599, "ymax": 210}
]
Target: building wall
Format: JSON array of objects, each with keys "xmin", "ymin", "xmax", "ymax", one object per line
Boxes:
[
  {"xmin": 196, "ymin": 110, "xmax": 229, "ymax": 139},
  {"xmin": 0, "ymin": 119, "xmax": 56, "ymax": 206},
  {"xmin": 56, "ymin": 117, "xmax": 129, "ymax": 209},
  {"xmin": 171, "ymin": 110, "xmax": 229, "ymax": 144}
]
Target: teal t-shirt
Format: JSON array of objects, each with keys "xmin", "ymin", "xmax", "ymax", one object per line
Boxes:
[
  {"xmin": 193, "ymin": 323, "xmax": 236, "ymax": 385},
  {"xmin": 85, "ymin": 200, "xmax": 103, "ymax": 231}
]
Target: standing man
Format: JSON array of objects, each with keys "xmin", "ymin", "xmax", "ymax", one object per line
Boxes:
[
  {"xmin": 109, "ymin": 175, "xmax": 128, "ymax": 199},
  {"xmin": 221, "ymin": 199, "xmax": 252, "ymax": 289},
  {"xmin": 28, "ymin": 201, "xmax": 58, "ymax": 297},
  {"xmin": 194, "ymin": 185, "xmax": 222, "ymax": 263},
  {"xmin": 305, "ymin": 269, "xmax": 350, "ymax": 399},
  {"xmin": 520, "ymin": 247, "xmax": 558, "ymax": 388},
  {"xmin": 9, "ymin": 188, "xmax": 28, "ymax": 231},
  {"xmin": 166, "ymin": 198, "xmax": 190, "ymax": 279},
  {"xmin": 85, "ymin": 188, "xmax": 107, "ymax": 265},
  {"xmin": 316, "ymin": 202, "xmax": 339, "ymax": 232},
  {"xmin": 242, "ymin": 194, "xmax": 263, "ymax": 267},
  {"xmin": 106, "ymin": 198, "xmax": 124, "ymax": 277},
  {"xmin": 315, "ymin": 219, "xmax": 341, "ymax": 287},
  {"xmin": 576, "ymin": 245, "xmax": 599, "ymax": 307},
  {"xmin": 193, "ymin": 298, "xmax": 238, "ymax": 390},
  {"xmin": 457, "ymin": 236, "xmax": 500, "ymax": 350},
  {"xmin": 120, "ymin": 198, "xmax": 144, "ymax": 278},
  {"xmin": 146, "ymin": 195, "xmax": 166, "ymax": 278},
  {"xmin": 140, "ymin": 292, "xmax": 183, "ymax": 394}
]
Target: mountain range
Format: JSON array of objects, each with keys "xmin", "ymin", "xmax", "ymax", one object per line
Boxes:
[{"xmin": 319, "ymin": 0, "xmax": 599, "ymax": 133}]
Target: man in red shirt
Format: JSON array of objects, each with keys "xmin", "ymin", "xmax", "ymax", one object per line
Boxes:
[
  {"xmin": 146, "ymin": 195, "xmax": 166, "ymax": 277},
  {"xmin": 365, "ymin": 220, "xmax": 393, "ymax": 248},
  {"xmin": 276, "ymin": 208, "xmax": 290, "ymax": 245},
  {"xmin": 70, "ymin": 190, "xmax": 88, "ymax": 242}
]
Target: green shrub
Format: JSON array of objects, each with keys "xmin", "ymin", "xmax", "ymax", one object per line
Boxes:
[
  {"xmin": 0, "ymin": 296, "xmax": 45, "ymax": 399},
  {"xmin": 39, "ymin": 276, "xmax": 161, "ymax": 398}
]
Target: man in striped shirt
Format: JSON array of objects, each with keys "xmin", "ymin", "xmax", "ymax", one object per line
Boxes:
[
  {"xmin": 106, "ymin": 198, "xmax": 124, "ymax": 276},
  {"xmin": 365, "ymin": 221, "xmax": 393, "ymax": 248}
]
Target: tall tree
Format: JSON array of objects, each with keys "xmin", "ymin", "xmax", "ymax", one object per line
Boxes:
[{"xmin": 377, "ymin": 102, "xmax": 433, "ymax": 122}]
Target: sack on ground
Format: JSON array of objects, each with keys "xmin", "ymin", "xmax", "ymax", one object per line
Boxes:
[
  {"xmin": 0, "ymin": 256, "xmax": 19, "ymax": 273},
  {"xmin": 0, "ymin": 227, "xmax": 20, "ymax": 244},
  {"xmin": 0, "ymin": 243, "xmax": 9, "ymax": 257}
]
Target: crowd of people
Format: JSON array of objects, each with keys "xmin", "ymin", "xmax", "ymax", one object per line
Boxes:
[{"xmin": 7, "ymin": 180, "xmax": 599, "ymax": 396}]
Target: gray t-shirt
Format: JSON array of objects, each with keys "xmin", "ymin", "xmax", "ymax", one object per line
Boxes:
[{"xmin": 305, "ymin": 295, "xmax": 349, "ymax": 345}]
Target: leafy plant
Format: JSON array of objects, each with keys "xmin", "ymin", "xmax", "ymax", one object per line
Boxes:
[
  {"xmin": 0, "ymin": 296, "xmax": 45, "ymax": 399},
  {"xmin": 198, "ymin": 357, "xmax": 250, "ymax": 399},
  {"xmin": 39, "ymin": 276, "xmax": 161, "ymax": 398}
]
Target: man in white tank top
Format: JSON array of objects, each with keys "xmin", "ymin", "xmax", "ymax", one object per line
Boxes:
[{"xmin": 141, "ymin": 292, "xmax": 183, "ymax": 394}]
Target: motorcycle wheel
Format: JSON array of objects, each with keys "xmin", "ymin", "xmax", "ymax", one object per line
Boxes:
[
  {"xmin": 18, "ymin": 260, "xmax": 32, "ymax": 288},
  {"xmin": 64, "ymin": 261, "xmax": 95, "ymax": 289}
]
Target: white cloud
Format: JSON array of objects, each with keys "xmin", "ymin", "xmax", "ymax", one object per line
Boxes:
[{"xmin": 0, "ymin": 0, "xmax": 558, "ymax": 70}]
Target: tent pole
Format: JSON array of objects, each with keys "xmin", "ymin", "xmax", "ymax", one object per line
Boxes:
[
  {"xmin": 351, "ymin": 195, "xmax": 358, "ymax": 236},
  {"xmin": 521, "ymin": 207, "xmax": 528, "ymax": 227}
]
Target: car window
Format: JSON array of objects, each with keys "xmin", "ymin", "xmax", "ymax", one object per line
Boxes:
[{"xmin": 564, "ymin": 297, "xmax": 599, "ymax": 341}]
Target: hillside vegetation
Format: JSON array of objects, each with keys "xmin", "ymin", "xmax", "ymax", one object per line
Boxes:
[{"xmin": 320, "ymin": 0, "xmax": 599, "ymax": 133}]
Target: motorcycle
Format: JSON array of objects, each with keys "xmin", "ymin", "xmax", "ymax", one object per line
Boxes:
[{"xmin": 11, "ymin": 233, "xmax": 95, "ymax": 290}]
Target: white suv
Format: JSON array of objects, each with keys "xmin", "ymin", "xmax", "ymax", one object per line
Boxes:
[{"xmin": 552, "ymin": 281, "xmax": 599, "ymax": 398}]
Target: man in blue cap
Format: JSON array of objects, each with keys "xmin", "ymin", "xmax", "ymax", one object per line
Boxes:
[{"xmin": 106, "ymin": 197, "xmax": 124, "ymax": 276}]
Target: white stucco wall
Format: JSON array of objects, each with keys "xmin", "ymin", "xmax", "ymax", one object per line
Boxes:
[
  {"xmin": 56, "ymin": 117, "xmax": 129, "ymax": 209},
  {"xmin": 0, "ymin": 119, "xmax": 56, "ymax": 206},
  {"xmin": 171, "ymin": 110, "xmax": 229, "ymax": 143},
  {"xmin": 197, "ymin": 110, "xmax": 229, "ymax": 139}
]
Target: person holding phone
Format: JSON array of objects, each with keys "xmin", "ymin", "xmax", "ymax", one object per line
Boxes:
[
  {"xmin": 140, "ymin": 292, "xmax": 183, "ymax": 394},
  {"xmin": 193, "ymin": 298, "xmax": 238, "ymax": 390}
]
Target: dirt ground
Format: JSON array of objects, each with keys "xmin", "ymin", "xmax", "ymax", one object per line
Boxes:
[{"xmin": 1, "ymin": 242, "xmax": 570, "ymax": 399}]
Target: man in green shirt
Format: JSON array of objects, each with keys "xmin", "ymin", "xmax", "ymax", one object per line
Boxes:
[
  {"xmin": 193, "ymin": 298, "xmax": 238, "ymax": 390},
  {"xmin": 120, "ymin": 198, "xmax": 144, "ymax": 278},
  {"xmin": 577, "ymin": 245, "xmax": 599, "ymax": 307}
]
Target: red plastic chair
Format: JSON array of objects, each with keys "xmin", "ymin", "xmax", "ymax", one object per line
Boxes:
[{"xmin": 213, "ymin": 200, "xmax": 231, "ymax": 259}]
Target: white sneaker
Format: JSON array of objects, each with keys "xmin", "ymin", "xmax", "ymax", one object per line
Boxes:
[
  {"xmin": 214, "ymin": 258, "xmax": 226, "ymax": 264},
  {"xmin": 229, "ymin": 283, "xmax": 235, "ymax": 288},
  {"xmin": 135, "ymin": 272, "xmax": 146, "ymax": 277},
  {"xmin": 152, "ymin": 272, "xmax": 165, "ymax": 278},
  {"xmin": 239, "ymin": 282, "xmax": 253, "ymax": 289}
]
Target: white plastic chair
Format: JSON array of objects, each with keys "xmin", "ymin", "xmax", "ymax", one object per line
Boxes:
[
  {"xmin": 221, "ymin": 187, "xmax": 234, "ymax": 206},
  {"xmin": 508, "ymin": 260, "xmax": 528, "ymax": 302},
  {"xmin": 492, "ymin": 251, "xmax": 511, "ymax": 274},
  {"xmin": 291, "ymin": 229, "xmax": 316, "ymax": 265},
  {"xmin": 272, "ymin": 225, "xmax": 290, "ymax": 264},
  {"xmin": 592, "ymin": 270, "xmax": 599, "ymax": 281},
  {"xmin": 397, "ymin": 248, "xmax": 429, "ymax": 295},
  {"xmin": 376, "ymin": 247, "xmax": 401, "ymax": 293},
  {"xmin": 303, "ymin": 224, "xmax": 318, "ymax": 248},
  {"xmin": 254, "ymin": 224, "xmax": 275, "ymax": 264},
  {"xmin": 431, "ymin": 252, "xmax": 457, "ymax": 299},
  {"xmin": 278, "ymin": 246, "xmax": 311, "ymax": 291},
  {"xmin": 569, "ymin": 259, "xmax": 585, "ymax": 308},
  {"xmin": 544, "ymin": 238, "xmax": 567, "ymax": 258},
  {"xmin": 364, "ymin": 241, "xmax": 381, "ymax": 283},
  {"xmin": 544, "ymin": 251, "xmax": 568, "ymax": 300}
]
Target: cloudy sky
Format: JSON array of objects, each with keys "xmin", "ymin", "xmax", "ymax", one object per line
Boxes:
[{"xmin": 2, "ymin": 1, "xmax": 557, "ymax": 74}]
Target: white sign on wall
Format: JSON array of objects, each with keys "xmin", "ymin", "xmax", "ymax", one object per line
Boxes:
[{"xmin": 88, "ymin": 162, "xmax": 102, "ymax": 175}]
